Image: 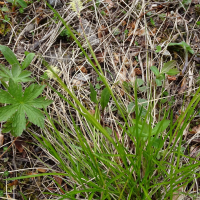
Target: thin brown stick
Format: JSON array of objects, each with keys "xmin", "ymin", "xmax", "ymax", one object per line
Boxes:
[{"xmin": 0, "ymin": 137, "xmax": 18, "ymax": 159}]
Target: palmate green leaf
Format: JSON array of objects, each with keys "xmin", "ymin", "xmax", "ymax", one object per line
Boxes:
[
  {"xmin": 0, "ymin": 80, "xmax": 53, "ymax": 136},
  {"xmin": 0, "ymin": 45, "xmax": 20, "ymax": 67},
  {"xmin": 0, "ymin": 65, "xmax": 32, "ymax": 83}
]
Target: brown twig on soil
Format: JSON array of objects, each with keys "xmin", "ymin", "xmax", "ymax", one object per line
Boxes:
[{"xmin": 0, "ymin": 137, "xmax": 18, "ymax": 159}]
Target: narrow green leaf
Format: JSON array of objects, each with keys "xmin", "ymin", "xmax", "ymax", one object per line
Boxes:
[
  {"xmin": 100, "ymin": 87, "xmax": 110, "ymax": 110},
  {"xmin": 150, "ymin": 66, "xmax": 160, "ymax": 77},
  {"xmin": 90, "ymin": 83, "xmax": 98, "ymax": 104},
  {"xmin": 0, "ymin": 45, "xmax": 20, "ymax": 67},
  {"xmin": 21, "ymin": 53, "xmax": 35, "ymax": 70},
  {"xmin": 161, "ymin": 60, "xmax": 176, "ymax": 74}
]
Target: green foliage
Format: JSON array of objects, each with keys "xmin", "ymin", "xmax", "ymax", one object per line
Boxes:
[
  {"xmin": 150, "ymin": 17, "xmax": 155, "ymax": 26},
  {"xmin": 168, "ymin": 41, "xmax": 194, "ymax": 54},
  {"xmin": 0, "ymin": 45, "xmax": 53, "ymax": 136},
  {"xmin": 155, "ymin": 45, "xmax": 161, "ymax": 53},
  {"xmin": 0, "ymin": 79, "xmax": 53, "ymax": 136},
  {"xmin": 182, "ymin": 0, "xmax": 191, "ymax": 6},
  {"xmin": 0, "ymin": 64, "xmax": 33, "ymax": 83},
  {"xmin": 196, "ymin": 21, "xmax": 200, "ymax": 25},
  {"xmin": 150, "ymin": 60, "xmax": 179, "ymax": 86},
  {"xmin": 90, "ymin": 83, "xmax": 98, "ymax": 104},
  {"xmin": 100, "ymin": 88, "xmax": 110, "ymax": 110},
  {"xmin": 7, "ymin": 0, "xmax": 27, "ymax": 8},
  {"xmin": 60, "ymin": 28, "xmax": 71, "ymax": 38}
]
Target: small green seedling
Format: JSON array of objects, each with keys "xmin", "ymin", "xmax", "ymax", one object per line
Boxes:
[
  {"xmin": 0, "ymin": 45, "xmax": 53, "ymax": 137},
  {"xmin": 150, "ymin": 17, "xmax": 155, "ymax": 26},
  {"xmin": 168, "ymin": 41, "xmax": 194, "ymax": 73},
  {"xmin": 155, "ymin": 45, "xmax": 162, "ymax": 53},
  {"xmin": 150, "ymin": 60, "xmax": 179, "ymax": 86},
  {"xmin": 90, "ymin": 83, "xmax": 110, "ymax": 121},
  {"xmin": 6, "ymin": 0, "xmax": 27, "ymax": 12}
]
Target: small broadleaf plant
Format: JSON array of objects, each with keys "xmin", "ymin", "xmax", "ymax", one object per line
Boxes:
[
  {"xmin": 0, "ymin": 45, "xmax": 53, "ymax": 136},
  {"xmin": 150, "ymin": 60, "xmax": 179, "ymax": 86}
]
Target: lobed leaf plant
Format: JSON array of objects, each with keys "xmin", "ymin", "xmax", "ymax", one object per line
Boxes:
[{"xmin": 0, "ymin": 45, "xmax": 53, "ymax": 136}]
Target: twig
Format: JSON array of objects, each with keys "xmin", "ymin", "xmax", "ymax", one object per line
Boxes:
[{"xmin": 0, "ymin": 137, "xmax": 18, "ymax": 159}]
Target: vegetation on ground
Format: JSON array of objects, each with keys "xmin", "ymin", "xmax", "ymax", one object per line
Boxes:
[{"xmin": 0, "ymin": 0, "xmax": 200, "ymax": 199}]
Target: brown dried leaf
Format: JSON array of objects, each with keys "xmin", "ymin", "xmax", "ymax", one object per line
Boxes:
[
  {"xmin": 133, "ymin": 27, "xmax": 145, "ymax": 36},
  {"xmin": 127, "ymin": 21, "xmax": 135, "ymax": 29},
  {"xmin": 0, "ymin": 134, "xmax": 4, "ymax": 147},
  {"xmin": 113, "ymin": 52, "xmax": 120, "ymax": 65},
  {"xmin": 167, "ymin": 75, "xmax": 176, "ymax": 81},
  {"xmin": 27, "ymin": 172, "xmax": 37, "ymax": 180},
  {"xmin": 122, "ymin": 20, "xmax": 126, "ymax": 26},
  {"xmin": 53, "ymin": 175, "xmax": 63, "ymax": 185},
  {"xmin": 105, "ymin": 0, "xmax": 114, "ymax": 9},
  {"xmin": 191, "ymin": 125, "xmax": 200, "ymax": 134},
  {"xmin": 98, "ymin": 25, "xmax": 108, "ymax": 39},
  {"xmin": 38, "ymin": 168, "xmax": 47, "ymax": 173},
  {"xmin": 122, "ymin": 56, "xmax": 130, "ymax": 67},
  {"xmin": 134, "ymin": 68, "xmax": 142, "ymax": 75},
  {"xmin": 129, "ymin": 67, "xmax": 136, "ymax": 82},
  {"xmin": 14, "ymin": 140, "xmax": 24, "ymax": 153},
  {"xmin": 89, "ymin": 110, "xmax": 95, "ymax": 115},
  {"xmin": 118, "ymin": 66, "xmax": 128, "ymax": 84},
  {"xmin": 8, "ymin": 180, "xmax": 18, "ymax": 187},
  {"xmin": 178, "ymin": 77, "xmax": 187, "ymax": 94},
  {"xmin": 96, "ymin": 51, "xmax": 105, "ymax": 63},
  {"xmin": 76, "ymin": 66, "xmax": 87, "ymax": 73}
]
